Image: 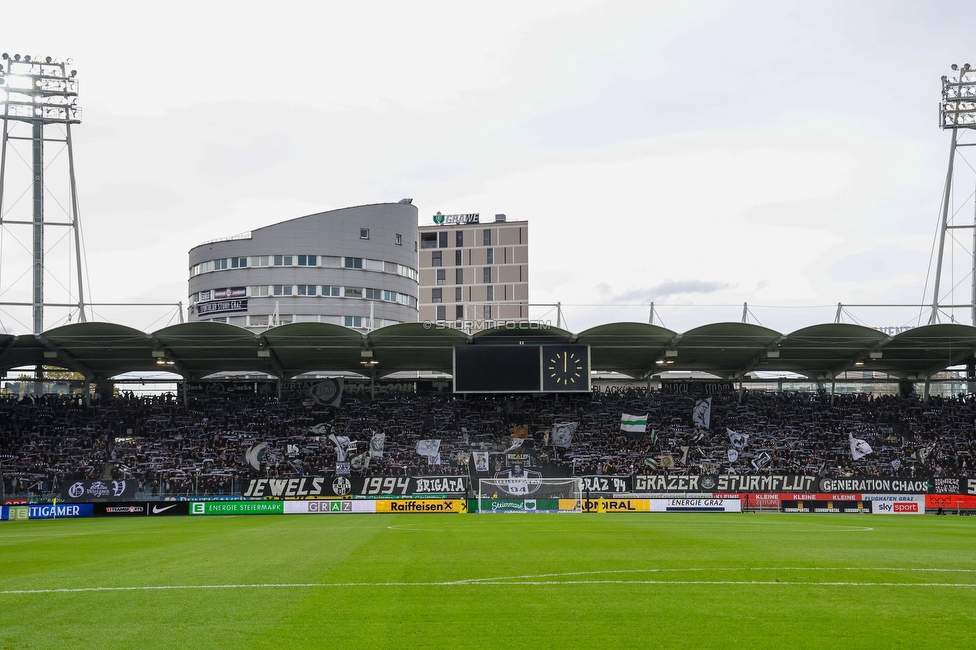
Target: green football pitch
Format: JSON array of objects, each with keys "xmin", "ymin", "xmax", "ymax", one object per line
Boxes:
[{"xmin": 2, "ymin": 513, "xmax": 975, "ymax": 649}]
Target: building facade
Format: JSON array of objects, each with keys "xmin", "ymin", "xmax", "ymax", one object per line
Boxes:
[
  {"xmin": 188, "ymin": 202, "xmax": 419, "ymax": 331},
  {"xmin": 418, "ymin": 213, "xmax": 528, "ymax": 330}
]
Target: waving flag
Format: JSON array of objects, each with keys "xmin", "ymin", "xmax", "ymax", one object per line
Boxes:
[
  {"xmin": 692, "ymin": 398, "xmax": 712, "ymax": 429},
  {"xmin": 849, "ymin": 434, "xmax": 873, "ymax": 461},
  {"xmin": 620, "ymin": 414, "xmax": 648, "ymax": 434}
]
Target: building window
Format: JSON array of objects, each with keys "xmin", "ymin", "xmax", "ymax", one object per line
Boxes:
[
  {"xmin": 487, "ymin": 286, "xmax": 494, "ymax": 301},
  {"xmin": 483, "ymin": 229, "xmax": 491, "ymax": 246},
  {"xmin": 360, "ymin": 228, "xmax": 370, "ymax": 240},
  {"xmin": 484, "ymin": 305, "xmax": 491, "ymax": 319},
  {"xmin": 273, "ymin": 255, "xmax": 293, "ymax": 266},
  {"xmin": 455, "ymin": 250, "xmax": 462, "ymax": 266},
  {"xmin": 431, "ymin": 251, "xmax": 442, "ymax": 267},
  {"xmin": 483, "ymin": 267, "xmax": 491, "ymax": 283},
  {"xmin": 345, "ymin": 287, "xmax": 363, "ymax": 298},
  {"xmin": 436, "ymin": 269, "xmax": 445, "ymax": 285},
  {"xmin": 395, "ymin": 234, "xmax": 402, "ymax": 246},
  {"xmin": 486, "ymin": 248, "xmax": 493, "ymax": 264},
  {"xmin": 249, "ymin": 285, "xmax": 269, "ymax": 297},
  {"xmin": 456, "ymin": 268, "xmax": 464, "ymax": 285},
  {"xmin": 344, "ymin": 257, "xmax": 363, "ymax": 269},
  {"xmin": 321, "ymin": 285, "xmax": 341, "ymax": 297},
  {"xmin": 456, "ymin": 230, "xmax": 464, "ymax": 247},
  {"xmin": 364, "ymin": 288, "xmax": 383, "ymax": 300},
  {"xmin": 297, "ymin": 255, "xmax": 317, "ymax": 266},
  {"xmin": 297, "ymin": 285, "xmax": 316, "ymax": 296},
  {"xmin": 251, "ymin": 256, "xmax": 270, "ymax": 267},
  {"xmin": 438, "ymin": 231, "xmax": 448, "ymax": 248},
  {"xmin": 456, "ymin": 305, "xmax": 464, "ymax": 319},
  {"xmin": 455, "ymin": 287, "xmax": 462, "ymax": 302},
  {"xmin": 384, "ymin": 290, "xmax": 397, "ymax": 302},
  {"xmin": 436, "ymin": 306, "xmax": 446, "ymax": 321},
  {"xmin": 231, "ymin": 257, "xmax": 247, "ymax": 268},
  {"xmin": 432, "ymin": 288, "xmax": 442, "ymax": 303},
  {"xmin": 214, "ymin": 258, "xmax": 228, "ymax": 270},
  {"xmin": 421, "ymin": 233, "xmax": 437, "ymax": 249},
  {"xmin": 345, "ymin": 316, "xmax": 364, "ymax": 328},
  {"xmin": 273, "ymin": 285, "xmax": 293, "ymax": 296}
]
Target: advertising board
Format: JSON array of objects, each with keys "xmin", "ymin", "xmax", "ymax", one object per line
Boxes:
[
  {"xmin": 375, "ymin": 500, "xmax": 467, "ymax": 513},
  {"xmin": 780, "ymin": 500, "xmax": 870, "ymax": 513},
  {"xmin": 283, "ymin": 501, "xmax": 377, "ymax": 514},
  {"xmin": 650, "ymin": 499, "xmax": 741, "ymax": 513},
  {"xmin": 190, "ymin": 501, "xmax": 283, "ymax": 515}
]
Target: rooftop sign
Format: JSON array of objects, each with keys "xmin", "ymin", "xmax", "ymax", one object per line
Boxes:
[{"xmin": 433, "ymin": 211, "xmax": 479, "ymax": 225}]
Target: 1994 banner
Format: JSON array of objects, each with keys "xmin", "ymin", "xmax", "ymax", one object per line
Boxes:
[{"xmin": 241, "ymin": 476, "xmax": 469, "ymax": 499}]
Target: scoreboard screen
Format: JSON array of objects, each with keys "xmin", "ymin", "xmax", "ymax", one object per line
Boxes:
[{"xmin": 453, "ymin": 345, "xmax": 590, "ymax": 393}]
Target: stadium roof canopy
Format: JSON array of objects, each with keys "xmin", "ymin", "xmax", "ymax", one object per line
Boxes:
[{"xmin": 0, "ymin": 321, "xmax": 974, "ymax": 382}]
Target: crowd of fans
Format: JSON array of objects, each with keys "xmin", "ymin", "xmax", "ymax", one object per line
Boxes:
[{"xmin": 1, "ymin": 385, "xmax": 974, "ymax": 498}]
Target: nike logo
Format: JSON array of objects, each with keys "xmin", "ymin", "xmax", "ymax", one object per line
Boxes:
[{"xmin": 152, "ymin": 504, "xmax": 177, "ymax": 514}]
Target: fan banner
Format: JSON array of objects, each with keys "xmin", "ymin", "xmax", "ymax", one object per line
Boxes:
[{"xmin": 240, "ymin": 475, "xmax": 468, "ymax": 499}]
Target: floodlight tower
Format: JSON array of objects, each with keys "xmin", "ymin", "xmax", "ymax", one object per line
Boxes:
[
  {"xmin": 0, "ymin": 52, "xmax": 87, "ymax": 334},
  {"xmin": 930, "ymin": 63, "xmax": 976, "ymax": 326}
]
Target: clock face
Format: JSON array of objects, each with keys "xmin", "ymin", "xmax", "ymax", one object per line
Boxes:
[{"xmin": 543, "ymin": 346, "xmax": 588, "ymax": 391}]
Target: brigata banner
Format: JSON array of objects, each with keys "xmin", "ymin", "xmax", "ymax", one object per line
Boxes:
[
  {"xmin": 650, "ymin": 499, "xmax": 741, "ymax": 512},
  {"xmin": 190, "ymin": 501, "xmax": 283, "ymax": 515},
  {"xmin": 375, "ymin": 500, "xmax": 467, "ymax": 513},
  {"xmin": 240, "ymin": 476, "xmax": 468, "ymax": 499}
]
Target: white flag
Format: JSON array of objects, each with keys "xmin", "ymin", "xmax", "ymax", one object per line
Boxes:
[
  {"xmin": 620, "ymin": 413, "xmax": 648, "ymax": 433},
  {"xmin": 849, "ymin": 434, "xmax": 872, "ymax": 461},
  {"xmin": 692, "ymin": 398, "xmax": 712, "ymax": 429},
  {"xmin": 727, "ymin": 449, "xmax": 739, "ymax": 463},
  {"xmin": 472, "ymin": 451, "xmax": 489, "ymax": 472},
  {"xmin": 728, "ymin": 429, "xmax": 749, "ymax": 449},
  {"xmin": 552, "ymin": 422, "xmax": 579, "ymax": 448},
  {"xmin": 416, "ymin": 439, "xmax": 441, "ymax": 457},
  {"xmin": 427, "ymin": 452, "xmax": 441, "ymax": 466},
  {"xmin": 369, "ymin": 433, "xmax": 385, "ymax": 458},
  {"xmin": 327, "ymin": 434, "xmax": 351, "ymax": 462},
  {"xmin": 751, "ymin": 451, "xmax": 771, "ymax": 471}
]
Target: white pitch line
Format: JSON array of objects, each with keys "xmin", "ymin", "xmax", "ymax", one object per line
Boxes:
[{"xmin": 4, "ymin": 579, "xmax": 976, "ymax": 595}]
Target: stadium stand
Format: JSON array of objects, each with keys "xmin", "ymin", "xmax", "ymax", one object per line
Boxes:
[{"xmin": 1, "ymin": 388, "xmax": 973, "ymax": 499}]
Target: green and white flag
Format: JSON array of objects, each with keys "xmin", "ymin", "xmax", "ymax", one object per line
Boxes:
[
  {"xmin": 643, "ymin": 457, "xmax": 659, "ymax": 469},
  {"xmin": 369, "ymin": 433, "xmax": 385, "ymax": 458},
  {"xmin": 620, "ymin": 413, "xmax": 648, "ymax": 434}
]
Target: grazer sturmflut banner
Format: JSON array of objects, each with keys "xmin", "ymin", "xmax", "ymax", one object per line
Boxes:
[
  {"xmin": 633, "ymin": 474, "xmax": 935, "ymax": 494},
  {"xmin": 241, "ymin": 476, "xmax": 469, "ymax": 499}
]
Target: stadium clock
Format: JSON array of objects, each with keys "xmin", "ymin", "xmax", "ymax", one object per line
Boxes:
[{"xmin": 542, "ymin": 345, "xmax": 590, "ymax": 392}]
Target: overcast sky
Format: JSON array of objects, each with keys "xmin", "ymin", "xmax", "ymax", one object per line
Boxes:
[{"xmin": 2, "ymin": 1, "xmax": 975, "ymax": 335}]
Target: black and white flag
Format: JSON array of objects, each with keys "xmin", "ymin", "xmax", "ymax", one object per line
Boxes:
[
  {"xmin": 328, "ymin": 434, "xmax": 351, "ymax": 462},
  {"xmin": 552, "ymin": 422, "xmax": 579, "ymax": 448},
  {"xmin": 751, "ymin": 451, "xmax": 772, "ymax": 471},
  {"xmin": 728, "ymin": 429, "xmax": 750, "ymax": 449},
  {"xmin": 849, "ymin": 434, "xmax": 872, "ymax": 461},
  {"xmin": 692, "ymin": 398, "xmax": 712, "ymax": 429}
]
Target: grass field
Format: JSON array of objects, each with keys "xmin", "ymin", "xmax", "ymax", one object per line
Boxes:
[{"xmin": 1, "ymin": 513, "xmax": 975, "ymax": 649}]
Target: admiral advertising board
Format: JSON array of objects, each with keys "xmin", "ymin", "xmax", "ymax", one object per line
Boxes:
[{"xmin": 240, "ymin": 476, "xmax": 468, "ymax": 499}]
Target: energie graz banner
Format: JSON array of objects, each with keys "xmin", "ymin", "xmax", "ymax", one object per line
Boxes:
[
  {"xmin": 241, "ymin": 476, "xmax": 468, "ymax": 499},
  {"xmin": 633, "ymin": 474, "xmax": 935, "ymax": 494}
]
